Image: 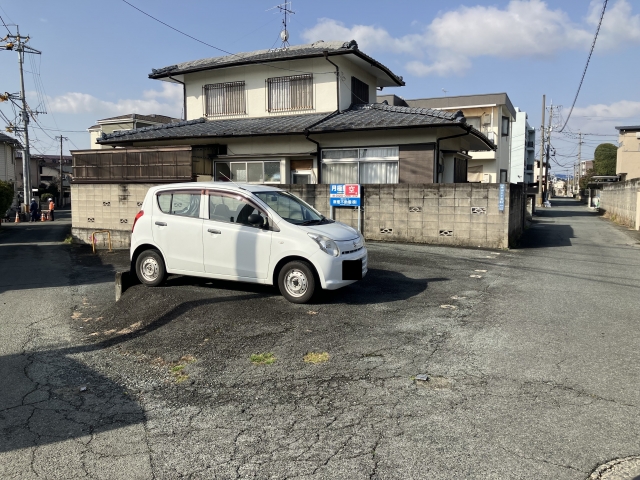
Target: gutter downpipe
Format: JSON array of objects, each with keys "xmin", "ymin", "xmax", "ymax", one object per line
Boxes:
[
  {"xmin": 169, "ymin": 75, "xmax": 187, "ymax": 120},
  {"xmin": 304, "ymin": 132, "xmax": 321, "ymax": 184},
  {"xmin": 323, "ymin": 51, "xmax": 341, "ymax": 113}
]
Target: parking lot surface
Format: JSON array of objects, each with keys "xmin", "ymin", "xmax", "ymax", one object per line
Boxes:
[{"xmin": 1, "ymin": 199, "xmax": 639, "ymax": 479}]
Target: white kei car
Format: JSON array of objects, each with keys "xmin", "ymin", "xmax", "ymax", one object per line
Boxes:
[{"xmin": 130, "ymin": 182, "xmax": 367, "ymax": 303}]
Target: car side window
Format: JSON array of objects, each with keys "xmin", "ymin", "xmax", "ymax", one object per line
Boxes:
[
  {"xmin": 208, "ymin": 192, "xmax": 266, "ymax": 227},
  {"xmin": 156, "ymin": 191, "xmax": 201, "ymax": 218}
]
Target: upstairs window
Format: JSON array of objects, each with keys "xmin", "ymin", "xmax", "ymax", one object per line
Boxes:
[
  {"xmin": 502, "ymin": 116, "xmax": 510, "ymax": 136},
  {"xmin": 267, "ymin": 74, "xmax": 313, "ymax": 112},
  {"xmin": 351, "ymin": 77, "xmax": 369, "ymax": 104},
  {"xmin": 204, "ymin": 81, "xmax": 246, "ymax": 117}
]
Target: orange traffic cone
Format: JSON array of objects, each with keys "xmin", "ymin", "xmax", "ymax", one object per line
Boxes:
[
  {"xmin": 14, "ymin": 211, "xmax": 20, "ymax": 223},
  {"xmin": 41, "ymin": 211, "xmax": 47, "ymax": 222}
]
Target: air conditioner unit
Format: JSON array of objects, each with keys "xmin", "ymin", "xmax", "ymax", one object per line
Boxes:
[{"xmin": 482, "ymin": 113, "xmax": 491, "ymax": 126}]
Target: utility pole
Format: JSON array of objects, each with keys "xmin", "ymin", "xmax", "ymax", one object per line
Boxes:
[
  {"xmin": 537, "ymin": 95, "xmax": 545, "ymax": 206},
  {"xmin": 56, "ymin": 136, "xmax": 68, "ymax": 207},
  {"xmin": 545, "ymin": 101, "xmax": 553, "ymax": 201},
  {"xmin": 577, "ymin": 130, "xmax": 582, "ymax": 193},
  {"xmin": 2, "ymin": 26, "xmax": 42, "ymax": 210}
]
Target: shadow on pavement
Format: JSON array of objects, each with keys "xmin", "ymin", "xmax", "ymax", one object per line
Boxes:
[
  {"xmin": 0, "ymin": 349, "xmax": 144, "ymax": 453},
  {"xmin": 0, "ymin": 292, "xmax": 260, "ymax": 453},
  {"xmin": 151, "ymin": 268, "xmax": 441, "ymax": 305},
  {"xmin": 519, "ymin": 223, "xmax": 574, "ymax": 249}
]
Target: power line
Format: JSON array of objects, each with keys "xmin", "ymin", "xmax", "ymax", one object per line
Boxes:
[
  {"xmin": 558, "ymin": 0, "xmax": 608, "ymax": 133},
  {"xmin": 119, "ymin": 0, "xmax": 332, "ymax": 77}
]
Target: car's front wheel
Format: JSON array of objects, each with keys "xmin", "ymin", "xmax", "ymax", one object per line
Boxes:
[
  {"xmin": 278, "ymin": 260, "xmax": 316, "ymax": 304},
  {"xmin": 135, "ymin": 249, "xmax": 166, "ymax": 287}
]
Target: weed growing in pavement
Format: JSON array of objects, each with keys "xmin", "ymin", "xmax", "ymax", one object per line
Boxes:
[
  {"xmin": 303, "ymin": 352, "xmax": 329, "ymax": 364},
  {"xmin": 63, "ymin": 234, "xmax": 73, "ymax": 244},
  {"xmin": 250, "ymin": 352, "xmax": 276, "ymax": 365},
  {"xmin": 153, "ymin": 355, "xmax": 197, "ymax": 383}
]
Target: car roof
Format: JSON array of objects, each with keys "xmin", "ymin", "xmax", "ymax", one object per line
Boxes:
[{"xmin": 150, "ymin": 182, "xmax": 284, "ymax": 194}]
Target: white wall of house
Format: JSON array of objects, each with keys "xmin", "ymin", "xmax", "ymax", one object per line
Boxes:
[
  {"xmin": 0, "ymin": 143, "xmax": 16, "ymax": 183},
  {"xmin": 178, "ymin": 56, "xmax": 378, "ymax": 121},
  {"xmin": 432, "ymin": 104, "xmax": 513, "ymax": 183},
  {"xmin": 510, "ymin": 108, "xmax": 527, "ymax": 184}
]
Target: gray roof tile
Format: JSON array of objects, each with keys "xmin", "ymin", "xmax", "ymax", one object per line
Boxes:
[
  {"xmin": 149, "ymin": 40, "xmax": 404, "ymax": 86},
  {"xmin": 97, "ymin": 103, "xmax": 494, "ymax": 149}
]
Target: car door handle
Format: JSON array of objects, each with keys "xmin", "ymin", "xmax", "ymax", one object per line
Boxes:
[
  {"xmin": 207, "ymin": 228, "xmax": 221, "ymax": 234},
  {"xmin": 155, "ymin": 221, "xmax": 167, "ymax": 226}
]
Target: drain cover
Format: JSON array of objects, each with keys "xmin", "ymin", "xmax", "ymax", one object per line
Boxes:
[{"xmin": 588, "ymin": 456, "xmax": 640, "ymax": 479}]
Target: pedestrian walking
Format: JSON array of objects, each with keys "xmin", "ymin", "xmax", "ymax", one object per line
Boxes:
[
  {"xmin": 48, "ymin": 198, "xmax": 55, "ymax": 221},
  {"xmin": 30, "ymin": 198, "xmax": 38, "ymax": 222}
]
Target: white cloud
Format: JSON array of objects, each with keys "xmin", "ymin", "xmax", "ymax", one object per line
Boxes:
[
  {"xmin": 302, "ymin": 0, "xmax": 640, "ymax": 77},
  {"xmin": 558, "ymin": 100, "xmax": 640, "ymax": 139},
  {"xmin": 46, "ymin": 83, "xmax": 183, "ymax": 117}
]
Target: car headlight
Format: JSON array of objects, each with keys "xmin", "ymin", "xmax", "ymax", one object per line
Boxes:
[{"xmin": 307, "ymin": 233, "xmax": 339, "ymax": 257}]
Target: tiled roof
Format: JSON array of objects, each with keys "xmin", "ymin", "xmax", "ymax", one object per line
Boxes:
[
  {"xmin": 97, "ymin": 104, "xmax": 494, "ymax": 149},
  {"xmin": 0, "ymin": 132, "xmax": 22, "ymax": 148},
  {"xmin": 97, "ymin": 113, "xmax": 329, "ymax": 143},
  {"xmin": 149, "ymin": 40, "xmax": 404, "ymax": 86},
  {"xmin": 312, "ymin": 103, "xmax": 465, "ymax": 132},
  {"xmin": 97, "ymin": 113, "xmax": 181, "ymax": 124}
]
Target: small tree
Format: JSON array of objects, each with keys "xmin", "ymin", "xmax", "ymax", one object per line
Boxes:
[
  {"xmin": 579, "ymin": 168, "xmax": 594, "ymax": 190},
  {"xmin": 593, "ymin": 143, "xmax": 617, "ymax": 176},
  {"xmin": 0, "ymin": 181, "xmax": 14, "ymax": 220}
]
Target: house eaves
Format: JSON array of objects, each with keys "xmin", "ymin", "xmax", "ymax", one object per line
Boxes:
[
  {"xmin": 97, "ymin": 104, "xmax": 495, "ymax": 151},
  {"xmin": 148, "ymin": 40, "xmax": 405, "ymax": 87}
]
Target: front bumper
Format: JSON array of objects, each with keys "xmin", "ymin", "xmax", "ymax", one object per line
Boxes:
[{"xmin": 312, "ymin": 247, "xmax": 368, "ymax": 290}]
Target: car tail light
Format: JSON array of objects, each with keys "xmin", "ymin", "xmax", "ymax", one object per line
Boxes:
[{"xmin": 132, "ymin": 210, "xmax": 144, "ymax": 232}]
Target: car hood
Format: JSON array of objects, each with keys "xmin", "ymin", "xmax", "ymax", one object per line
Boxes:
[{"xmin": 299, "ymin": 221, "xmax": 359, "ymax": 241}]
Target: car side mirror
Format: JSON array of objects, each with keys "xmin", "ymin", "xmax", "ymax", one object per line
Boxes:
[{"xmin": 247, "ymin": 213, "xmax": 264, "ymax": 227}]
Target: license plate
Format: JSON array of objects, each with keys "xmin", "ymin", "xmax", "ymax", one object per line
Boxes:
[{"xmin": 342, "ymin": 258, "xmax": 363, "ymax": 280}]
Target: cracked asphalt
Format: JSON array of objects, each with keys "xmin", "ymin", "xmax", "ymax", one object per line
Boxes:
[{"xmin": 1, "ymin": 198, "xmax": 639, "ymax": 479}]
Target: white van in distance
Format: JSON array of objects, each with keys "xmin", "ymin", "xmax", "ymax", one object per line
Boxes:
[{"xmin": 130, "ymin": 182, "xmax": 367, "ymax": 303}]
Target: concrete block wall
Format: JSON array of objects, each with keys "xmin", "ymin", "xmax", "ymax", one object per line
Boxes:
[
  {"xmin": 281, "ymin": 183, "xmax": 522, "ymax": 249},
  {"xmin": 71, "ymin": 182, "xmax": 524, "ymax": 250},
  {"xmin": 599, "ymin": 179, "xmax": 640, "ymax": 228},
  {"xmin": 71, "ymin": 183, "xmax": 154, "ymax": 249}
]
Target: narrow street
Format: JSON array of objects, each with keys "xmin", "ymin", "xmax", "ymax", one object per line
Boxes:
[{"xmin": 0, "ymin": 199, "xmax": 639, "ymax": 479}]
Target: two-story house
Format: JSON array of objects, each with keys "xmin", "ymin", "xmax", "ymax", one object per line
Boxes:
[
  {"xmin": 378, "ymin": 93, "xmax": 516, "ymax": 184},
  {"xmin": 615, "ymin": 125, "xmax": 640, "ymax": 181},
  {"xmin": 92, "ymin": 41, "xmax": 494, "ymax": 186},
  {"xmin": 88, "ymin": 113, "xmax": 181, "ymax": 149}
]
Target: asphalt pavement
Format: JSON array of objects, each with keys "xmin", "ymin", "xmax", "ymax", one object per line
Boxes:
[{"xmin": 0, "ymin": 198, "xmax": 639, "ymax": 479}]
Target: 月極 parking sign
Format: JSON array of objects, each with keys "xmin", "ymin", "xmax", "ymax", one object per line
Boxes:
[{"xmin": 330, "ymin": 184, "xmax": 361, "ymax": 206}]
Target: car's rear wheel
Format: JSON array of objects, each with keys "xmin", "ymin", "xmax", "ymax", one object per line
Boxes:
[
  {"xmin": 135, "ymin": 249, "xmax": 166, "ymax": 287},
  {"xmin": 278, "ymin": 260, "xmax": 316, "ymax": 304}
]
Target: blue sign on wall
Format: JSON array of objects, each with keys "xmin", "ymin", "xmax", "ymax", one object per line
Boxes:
[
  {"xmin": 498, "ymin": 183, "xmax": 506, "ymax": 212},
  {"xmin": 330, "ymin": 184, "xmax": 361, "ymax": 207}
]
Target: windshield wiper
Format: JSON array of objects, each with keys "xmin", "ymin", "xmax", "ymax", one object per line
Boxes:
[{"xmin": 299, "ymin": 219, "xmax": 322, "ymax": 225}]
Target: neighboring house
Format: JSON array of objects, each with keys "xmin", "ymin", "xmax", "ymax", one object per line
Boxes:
[
  {"xmin": 510, "ymin": 108, "xmax": 536, "ymax": 184},
  {"xmin": 0, "ymin": 132, "xmax": 21, "ymax": 183},
  {"xmin": 89, "ymin": 114, "xmax": 181, "ymax": 149},
  {"xmin": 580, "ymin": 160, "xmax": 594, "ymax": 176},
  {"xmin": 378, "ymin": 93, "xmax": 516, "ymax": 184},
  {"xmin": 615, "ymin": 125, "xmax": 640, "ymax": 181},
  {"xmin": 14, "ymin": 153, "xmax": 73, "ymax": 205},
  {"xmin": 91, "ymin": 41, "xmax": 494, "ymax": 185}
]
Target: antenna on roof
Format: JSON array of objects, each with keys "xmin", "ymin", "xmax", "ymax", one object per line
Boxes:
[
  {"xmin": 442, "ymin": 88, "xmax": 448, "ymax": 97},
  {"xmin": 267, "ymin": 2, "xmax": 295, "ymax": 48}
]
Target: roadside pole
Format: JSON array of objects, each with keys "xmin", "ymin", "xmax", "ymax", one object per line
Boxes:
[
  {"xmin": 56, "ymin": 136, "xmax": 68, "ymax": 207},
  {"xmin": 545, "ymin": 102, "xmax": 553, "ymax": 201},
  {"xmin": 2, "ymin": 26, "xmax": 41, "ymax": 211},
  {"xmin": 537, "ymin": 95, "xmax": 545, "ymax": 206}
]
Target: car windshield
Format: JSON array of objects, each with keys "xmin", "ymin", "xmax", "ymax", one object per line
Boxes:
[{"xmin": 254, "ymin": 191, "xmax": 332, "ymax": 225}]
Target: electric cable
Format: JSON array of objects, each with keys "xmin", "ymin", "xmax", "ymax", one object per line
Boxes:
[{"xmin": 558, "ymin": 0, "xmax": 608, "ymax": 132}]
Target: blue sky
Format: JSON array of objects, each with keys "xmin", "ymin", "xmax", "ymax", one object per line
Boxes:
[{"xmin": 1, "ymin": 0, "xmax": 638, "ymax": 176}]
